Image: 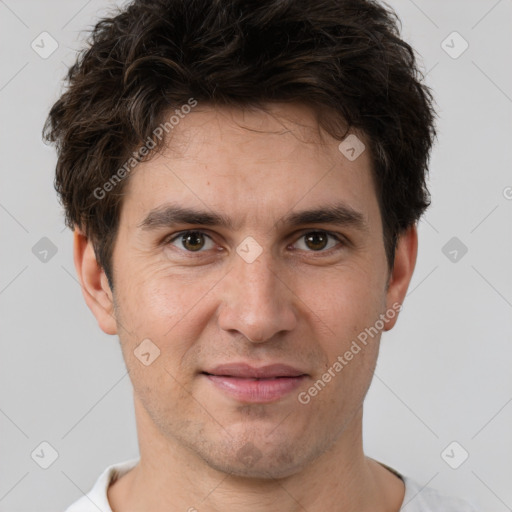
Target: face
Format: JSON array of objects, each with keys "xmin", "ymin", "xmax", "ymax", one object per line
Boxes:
[{"xmin": 78, "ymin": 103, "xmax": 415, "ymax": 479}]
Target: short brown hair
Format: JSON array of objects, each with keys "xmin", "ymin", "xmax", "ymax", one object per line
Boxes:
[{"xmin": 44, "ymin": 0, "xmax": 437, "ymax": 289}]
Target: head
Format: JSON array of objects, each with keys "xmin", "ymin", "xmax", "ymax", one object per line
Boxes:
[{"xmin": 44, "ymin": 0, "xmax": 437, "ymax": 478}]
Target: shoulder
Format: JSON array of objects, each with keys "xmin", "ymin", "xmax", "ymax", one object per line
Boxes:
[
  {"xmin": 400, "ymin": 474, "xmax": 478, "ymax": 512},
  {"xmin": 376, "ymin": 461, "xmax": 478, "ymax": 512},
  {"xmin": 63, "ymin": 458, "xmax": 140, "ymax": 512}
]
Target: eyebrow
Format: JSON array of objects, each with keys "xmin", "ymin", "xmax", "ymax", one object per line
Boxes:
[{"xmin": 138, "ymin": 202, "xmax": 367, "ymax": 232}]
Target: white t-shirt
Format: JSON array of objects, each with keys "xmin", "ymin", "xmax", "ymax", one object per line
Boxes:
[{"xmin": 64, "ymin": 458, "xmax": 478, "ymax": 512}]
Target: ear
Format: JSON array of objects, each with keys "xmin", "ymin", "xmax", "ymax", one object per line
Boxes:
[
  {"xmin": 73, "ymin": 227, "xmax": 118, "ymax": 335},
  {"xmin": 383, "ymin": 225, "xmax": 418, "ymax": 331}
]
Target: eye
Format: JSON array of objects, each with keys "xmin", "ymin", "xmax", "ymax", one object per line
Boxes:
[
  {"xmin": 168, "ymin": 231, "xmax": 215, "ymax": 252},
  {"xmin": 292, "ymin": 231, "xmax": 342, "ymax": 252},
  {"xmin": 165, "ymin": 229, "xmax": 344, "ymax": 255}
]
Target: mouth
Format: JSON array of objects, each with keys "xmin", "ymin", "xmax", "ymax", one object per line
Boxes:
[{"xmin": 201, "ymin": 363, "xmax": 309, "ymax": 403}]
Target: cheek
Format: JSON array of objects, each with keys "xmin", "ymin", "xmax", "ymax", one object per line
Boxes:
[
  {"xmin": 113, "ymin": 270, "xmax": 204, "ymax": 417},
  {"xmin": 297, "ymin": 265, "xmax": 385, "ymax": 409},
  {"xmin": 113, "ymin": 265, "xmax": 225, "ymax": 403},
  {"xmin": 114, "ymin": 261, "xmax": 219, "ymax": 344},
  {"xmin": 302, "ymin": 265, "xmax": 386, "ymax": 343}
]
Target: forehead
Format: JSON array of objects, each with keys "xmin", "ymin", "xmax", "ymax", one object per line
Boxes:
[{"xmin": 119, "ymin": 103, "xmax": 379, "ymax": 232}]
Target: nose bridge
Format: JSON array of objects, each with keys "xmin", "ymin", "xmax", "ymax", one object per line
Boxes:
[
  {"xmin": 218, "ymin": 247, "xmax": 297, "ymax": 343},
  {"xmin": 239, "ymin": 255, "xmax": 279, "ymax": 307}
]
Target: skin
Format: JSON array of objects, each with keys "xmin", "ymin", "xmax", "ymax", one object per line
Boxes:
[{"xmin": 74, "ymin": 103, "xmax": 417, "ymax": 512}]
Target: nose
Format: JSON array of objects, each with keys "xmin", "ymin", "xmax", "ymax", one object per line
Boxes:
[{"xmin": 217, "ymin": 251, "xmax": 298, "ymax": 343}]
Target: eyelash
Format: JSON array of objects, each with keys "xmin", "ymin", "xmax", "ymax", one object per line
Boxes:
[{"xmin": 164, "ymin": 230, "xmax": 346, "ymax": 256}]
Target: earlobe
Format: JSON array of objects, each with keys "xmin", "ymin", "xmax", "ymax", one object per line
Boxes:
[
  {"xmin": 73, "ymin": 228, "xmax": 118, "ymax": 335},
  {"xmin": 384, "ymin": 225, "xmax": 418, "ymax": 331}
]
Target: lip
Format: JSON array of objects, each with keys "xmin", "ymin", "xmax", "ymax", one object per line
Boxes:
[
  {"xmin": 204, "ymin": 363, "xmax": 307, "ymax": 379},
  {"xmin": 201, "ymin": 363, "xmax": 308, "ymax": 403}
]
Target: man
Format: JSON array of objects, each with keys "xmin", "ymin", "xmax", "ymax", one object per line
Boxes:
[{"xmin": 44, "ymin": 0, "xmax": 477, "ymax": 510}]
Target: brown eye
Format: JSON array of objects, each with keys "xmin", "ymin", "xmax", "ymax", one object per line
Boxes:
[
  {"xmin": 305, "ymin": 232, "xmax": 328, "ymax": 250},
  {"xmin": 169, "ymin": 231, "xmax": 214, "ymax": 252},
  {"xmin": 182, "ymin": 232, "xmax": 205, "ymax": 251},
  {"xmin": 294, "ymin": 231, "xmax": 341, "ymax": 252}
]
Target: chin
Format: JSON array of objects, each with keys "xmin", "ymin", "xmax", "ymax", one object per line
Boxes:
[
  {"xmin": 205, "ymin": 451, "xmax": 306, "ymax": 480},
  {"xmin": 190, "ymin": 431, "xmax": 319, "ymax": 480}
]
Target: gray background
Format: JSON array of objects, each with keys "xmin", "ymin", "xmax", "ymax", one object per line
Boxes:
[{"xmin": 1, "ymin": 0, "xmax": 511, "ymax": 510}]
